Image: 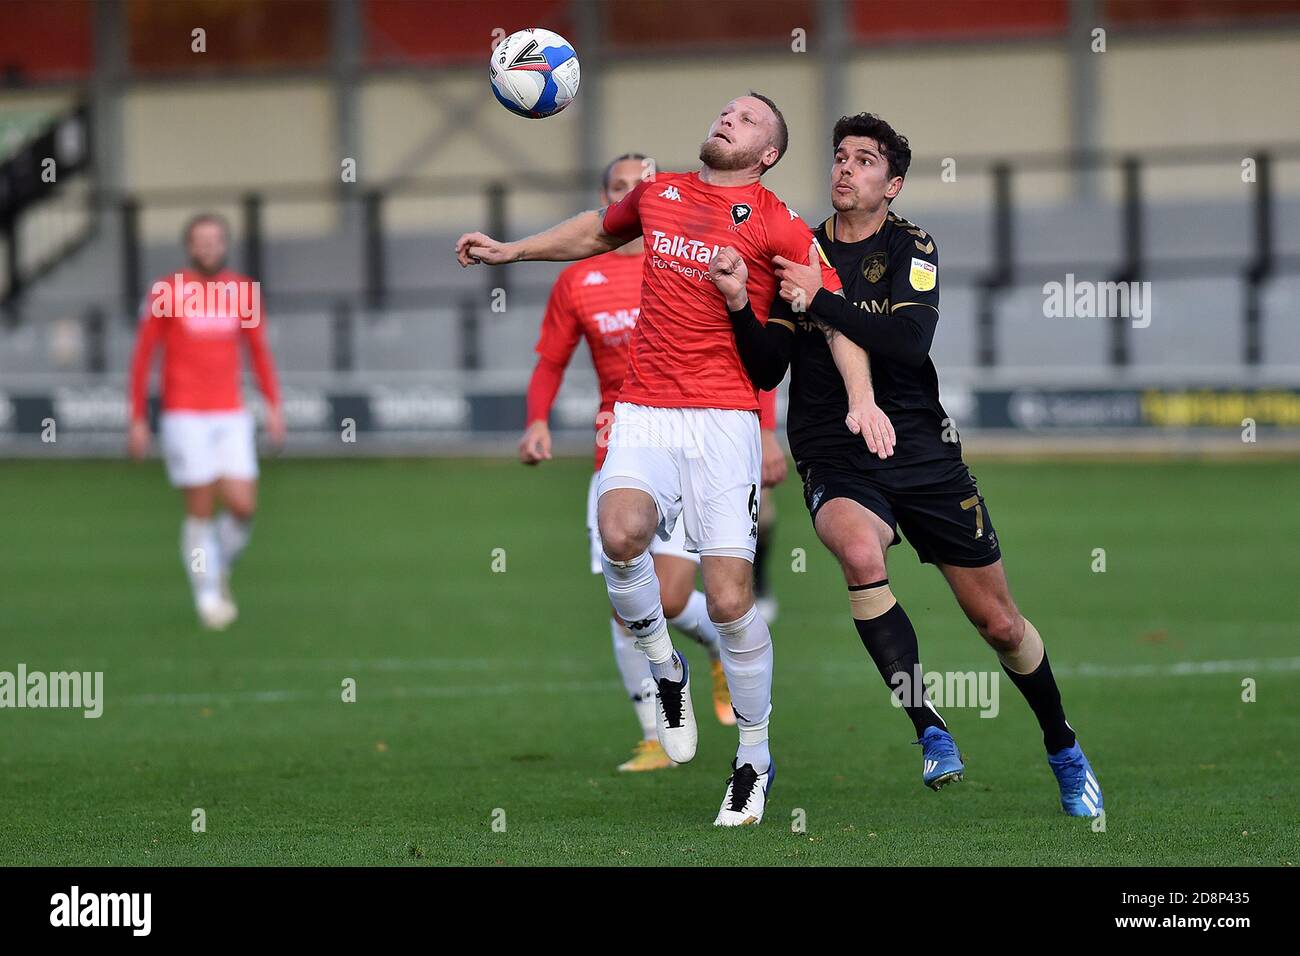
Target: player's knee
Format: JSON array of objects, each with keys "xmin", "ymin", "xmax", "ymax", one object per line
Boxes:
[
  {"xmin": 227, "ymin": 500, "xmax": 256, "ymax": 522},
  {"xmin": 705, "ymin": 583, "xmax": 752, "ymax": 625},
  {"xmin": 836, "ymin": 539, "xmax": 887, "ymax": 586},
  {"xmin": 598, "ymin": 518, "xmax": 653, "ymax": 562},
  {"xmin": 978, "ymin": 610, "xmax": 1024, "ymax": 654}
]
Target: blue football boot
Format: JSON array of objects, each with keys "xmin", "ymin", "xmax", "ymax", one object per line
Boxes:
[
  {"xmin": 917, "ymin": 725, "xmax": 965, "ymax": 790},
  {"xmin": 1047, "ymin": 741, "xmax": 1103, "ymax": 817}
]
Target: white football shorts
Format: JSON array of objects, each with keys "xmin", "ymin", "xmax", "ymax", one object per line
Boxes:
[
  {"xmin": 596, "ymin": 402, "xmax": 761, "ymax": 562},
  {"xmin": 159, "ymin": 409, "xmax": 258, "ymax": 488}
]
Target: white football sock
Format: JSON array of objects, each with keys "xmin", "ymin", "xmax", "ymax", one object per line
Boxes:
[
  {"xmin": 713, "ymin": 604, "xmax": 773, "ymax": 773},
  {"xmin": 215, "ymin": 512, "xmax": 252, "ymax": 571},
  {"xmin": 181, "ymin": 517, "xmax": 222, "ymax": 604},
  {"xmin": 610, "ymin": 618, "xmax": 656, "ymax": 740},
  {"xmin": 669, "ymin": 590, "xmax": 721, "ymax": 660},
  {"xmin": 601, "ymin": 549, "xmax": 680, "ymax": 682}
]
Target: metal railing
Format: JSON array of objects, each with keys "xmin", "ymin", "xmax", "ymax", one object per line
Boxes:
[{"xmin": 5, "ymin": 141, "xmax": 1300, "ymax": 376}]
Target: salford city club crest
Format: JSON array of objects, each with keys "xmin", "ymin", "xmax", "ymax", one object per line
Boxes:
[
  {"xmin": 862, "ymin": 251, "xmax": 888, "ymax": 284},
  {"xmin": 730, "ymin": 203, "xmax": 752, "ymax": 228}
]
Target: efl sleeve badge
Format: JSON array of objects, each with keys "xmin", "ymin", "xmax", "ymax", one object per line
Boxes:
[{"xmin": 909, "ymin": 257, "xmax": 937, "ymax": 292}]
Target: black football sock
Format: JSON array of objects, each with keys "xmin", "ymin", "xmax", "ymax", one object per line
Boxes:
[
  {"xmin": 1000, "ymin": 624, "xmax": 1076, "ymax": 754},
  {"xmin": 849, "ymin": 580, "xmax": 946, "ymax": 738}
]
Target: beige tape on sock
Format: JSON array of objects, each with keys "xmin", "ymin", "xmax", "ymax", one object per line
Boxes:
[
  {"xmin": 999, "ymin": 617, "xmax": 1045, "ymax": 675},
  {"xmin": 849, "ymin": 584, "xmax": 897, "ymax": 621}
]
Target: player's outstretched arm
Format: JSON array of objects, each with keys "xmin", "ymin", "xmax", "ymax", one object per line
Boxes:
[{"xmin": 455, "ymin": 210, "xmax": 630, "ymax": 267}]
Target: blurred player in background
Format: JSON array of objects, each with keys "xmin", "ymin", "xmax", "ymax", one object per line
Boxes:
[
  {"xmin": 127, "ymin": 213, "xmax": 284, "ymax": 630},
  {"xmin": 520, "ymin": 153, "xmax": 787, "ymax": 772},
  {"xmin": 728, "ymin": 113, "xmax": 1103, "ymax": 817},
  {"xmin": 459, "ymin": 93, "xmax": 866, "ymax": 826},
  {"xmin": 753, "ymin": 477, "xmax": 780, "ymax": 623}
]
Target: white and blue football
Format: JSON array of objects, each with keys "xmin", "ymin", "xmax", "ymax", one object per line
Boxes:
[{"xmin": 490, "ymin": 28, "xmax": 580, "ymax": 119}]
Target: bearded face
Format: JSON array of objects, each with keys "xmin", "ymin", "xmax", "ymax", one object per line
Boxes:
[{"xmin": 699, "ymin": 135, "xmax": 766, "ymax": 172}]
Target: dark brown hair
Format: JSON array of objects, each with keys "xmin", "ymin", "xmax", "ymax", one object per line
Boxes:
[{"xmin": 832, "ymin": 113, "xmax": 911, "ymax": 182}]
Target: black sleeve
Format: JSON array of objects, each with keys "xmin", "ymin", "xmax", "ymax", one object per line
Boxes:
[
  {"xmin": 807, "ymin": 232, "xmax": 940, "ymax": 368},
  {"xmin": 728, "ymin": 295, "xmax": 795, "ymax": 391},
  {"xmin": 807, "ymin": 289, "xmax": 936, "ymax": 368}
]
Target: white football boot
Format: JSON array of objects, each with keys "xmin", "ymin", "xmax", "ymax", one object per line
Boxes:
[
  {"xmin": 714, "ymin": 759, "xmax": 775, "ymax": 827},
  {"xmin": 652, "ymin": 653, "xmax": 697, "ymax": 763},
  {"xmin": 196, "ymin": 591, "xmax": 236, "ymax": 631}
]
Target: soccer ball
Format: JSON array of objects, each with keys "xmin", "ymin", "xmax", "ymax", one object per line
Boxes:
[{"xmin": 490, "ymin": 28, "xmax": 580, "ymax": 119}]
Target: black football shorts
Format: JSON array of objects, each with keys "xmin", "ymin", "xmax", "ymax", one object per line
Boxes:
[{"xmin": 798, "ymin": 457, "xmax": 1002, "ymax": 568}]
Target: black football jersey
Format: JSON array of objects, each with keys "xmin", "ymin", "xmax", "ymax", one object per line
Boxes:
[{"xmin": 787, "ymin": 210, "xmax": 959, "ymax": 471}]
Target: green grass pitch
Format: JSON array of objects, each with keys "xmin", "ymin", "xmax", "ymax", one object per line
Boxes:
[{"xmin": 1, "ymin": 455, "xmax": 1296, "ymax": 866}]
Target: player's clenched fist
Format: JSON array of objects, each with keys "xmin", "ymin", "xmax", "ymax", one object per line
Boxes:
[
  {"xmin": 774, "ymin": 242, "xmax": 824, "ymax": 313},
  {"xmin": 455, "ymin": 232, "xmax": 519, "ymax": 267},
  {"xmin": 518, "ymin": 420, "xmax": 552, "ymax": 465},
  {"xmin": 708, "ymin": 246, "xmax": 750, "ymax": 311}
]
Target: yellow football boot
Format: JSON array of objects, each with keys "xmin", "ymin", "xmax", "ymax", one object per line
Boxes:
[
  {"xmin": 617, "ymin": 739, "xmax": 675, "ymax": 772},
  {"xmin": 711, "ymin": 660, "xmax": 736, "ymax": 726}
]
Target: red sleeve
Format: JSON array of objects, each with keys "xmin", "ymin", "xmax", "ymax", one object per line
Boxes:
[
  {"xmin": 758, "ymin": 388, "xmax": 777, "ymax": 430},
  {"xmin": 242, "ymin": 312, "xmax": 281, "ymax": 408},
  {"xmin": 525, "ymin": 357, "xmax": 566, "ymax": 426},
  {"xmin": 527, "ymin": 273, "xmax": 583, "ymax": 425},
  {"xmin": 127, "ymin": 298, "xmax": 163, "ymax": 422},
  {"xmin": 601, "ymin": 177, "xmax": 651, "ymax": 238},
  {"xmin": 534, "ymin": 273, "xmax": 583, "ymax": 368},
  {"xmin": 771, "ymin": 209, "xmax": 842, "ymax": 295}
]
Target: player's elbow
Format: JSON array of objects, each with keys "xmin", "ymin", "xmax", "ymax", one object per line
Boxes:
[
  {"xmin": 896, "ymin": 346, "xmax": 930, "ymax": 369},
  {"xmin": 894, "ymin": 314, "xmax": 936, "ymax": 367},
  {"xmin": 750, "ymin": 363, "xmax": 787, "ymax": 391}
]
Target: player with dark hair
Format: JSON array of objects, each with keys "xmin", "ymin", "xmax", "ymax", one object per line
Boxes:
[
  {"xmin": 519, "ymin": 153, "xmax": 787, "ymax": 771},
  {"xmin": 720, "ymin": 112, "xmax": 1104, "ymax": 818},
  {"xmin": 457, "ymin": 94, "xmax": 877, "ymax": 825},
  {"xmin": 127, "ymin": 213, "xmax": 284, "ymax": 630}
]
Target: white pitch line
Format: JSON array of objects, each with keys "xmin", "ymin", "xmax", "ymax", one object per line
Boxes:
[
  {"xmin": 814, "ymin": 656, "xmax": 1300, "ymax": 680},
  {"xmin": 119, "ymin": 678, "xmax": 619, "ymax": 708},
  {"xmin": 112, "ymin": 656, "xmax": 1300, "ymax": 709},
  {"xmin": 1053, "ymin": 656, "xmax": 1300, "ymax": 679}
]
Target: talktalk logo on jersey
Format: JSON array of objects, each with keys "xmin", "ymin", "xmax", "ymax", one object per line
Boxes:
[
  {"xmin": 150, "ymin": 273, "xmax": 263, "ymax": 331},
  {"xmin": 649, "ymin": 230, "xmax": 722, "ymax": 265},
  {"xmin": 593, "ymin": 307, "xmax": 638, "ymax": 335}
]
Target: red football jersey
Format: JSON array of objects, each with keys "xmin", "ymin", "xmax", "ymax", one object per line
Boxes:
[
  {"xmin": 128, "ymin": 268, "xmax": 280, "ymax": 420},
  {"xmin": 602, "ymin": 170, "xmax": 841, "ymax": 412},
  {"xmin": 536, "ymin": 250, "xmax": 643, "ymax": 424},
  {"xmin": 528, "ymin": 248, "xmax": 776, "ymax": 470}
]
